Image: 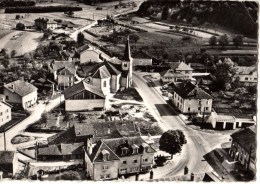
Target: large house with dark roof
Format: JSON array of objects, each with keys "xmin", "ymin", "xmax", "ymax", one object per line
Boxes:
[
  {"xmin": 1, "ymin": 80, "xmax": 37, "ymax": 109},
  {"xmin": 229, "ymin": 126, "xmax": 256, "ymax": 175},
  {"xmin": 168, "ymin": 81, "xmax": 213, "ymax": 114},
  {"xmin": 64, "ymin": 81, "xmax": 106, "ymax": 111},
  {"xmin": 84, "ymin": 136, "xmax": 156, "ymax": 180},
  {"xmin": 160, "ymin": 61, "xmax": 194, "ymax": 83},
  {"xmin": 132, "ymin": 50, "xmax": 152, "ymax": 66},
  {"xmin": 48, "ymin": 60, "xmax": 76, "ymax": 90},
  {"xmin": 0, "ymin": 151, "xmax": 18, "ymax": 178}
]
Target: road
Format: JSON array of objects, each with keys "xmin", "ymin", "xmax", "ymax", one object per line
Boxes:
[
  {"xmin": 0, "ymin": 95, "xmax": 64, "ymax": 151},
  {"xmin": 132, "ymin": 72, "xmax": 230, "ymax": 178}
]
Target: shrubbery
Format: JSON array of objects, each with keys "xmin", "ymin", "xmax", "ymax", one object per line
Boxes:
[
  {"xmin": 0, "ymin": 0, "xmax": 35, "ymax": 8},
  {"xmin": 5, "ymin": 6, "xmax": 82, "ymax": 13}
]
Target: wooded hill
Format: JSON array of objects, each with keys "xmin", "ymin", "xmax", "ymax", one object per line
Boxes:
[{"xmin": 138, "ymin": 0, "xmax": 258, "ymax": 38}]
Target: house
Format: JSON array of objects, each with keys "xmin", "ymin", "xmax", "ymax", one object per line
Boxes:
[
  {"xmin": 84, "ymin": 136, "xmax": 156, "ymax": 180},
  {"xmin": 64, "ymin": 81, "xmax": 106, "ymax": 111},
  {"xmin": 0, "ymin": 100, "xmax": 12, "ymax": 127},
  {"xmin": 2, "ymin": 80, "xmax": 37, "ymax": 109},
  {"xmin": 32, "ymin": 78, "xmax": 55, "ymax": 93},
  {"xmin": 168, "ymin": 81, "xmax": 213, "ymax": 114},
  {"xmin": 132, "ymin": 50, "xmax": 152, "ymax": 66},
  {"xmin": 37, "ymin": 142, "xmax": 84, "ymax": 161},
  {"xmin": 0, "ymin": 151, "xmax": 18, "ymax": 178},
  {"xmin": 48, "ymin": 60, "xmax": 76, "ymax": 90},
  {"xmin": 229, "ymin": 126, "xmax": 256, "ymax": 175},
  {"xmin": 160, "ymin": 61, "xmax": 193, "ymax": 83},
  {"xmin": 34, "ymin": 18, "xmax": 57, "ymax": 30},
  {"xmin": 236, "ymin": 65, "xmax": 257, "ymax": 86}
]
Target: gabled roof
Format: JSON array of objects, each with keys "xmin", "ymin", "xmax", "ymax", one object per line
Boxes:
[
  {"xmin": 4, "ymin": 80, "xmax": 37, "ymax": 97},
  {"xmin": 168, "ymin": 81, "xmax": 213, "ymax": 99},
  {"xmin": 91, "ymin": 65, "xmax": 111, "ymax": 79},
  {"xmin": 57, "ymin": 66, "xmax": 76, "ymax": 75},
  {"xmin": 64, "ymin": 81, "xmax": 105, "ymax": 99},
  {"xmin": 49, "ymin": 61, "xmax": 75, "ymax": 72},
  {"xmin": 47, "ymin": 126, "xmax": 76, "ymax": 145},
  {"xmin": 231, "ymin": 126, "xmax": 256, "ymax": 159},
  {"xmin": 236, "ymin": 66, "xmax": 257, "ymax": 75},
  {"xmin": 38, "ymin": 142, "xmax": 84, "ymax": 156},
  {"xmin": 169, "ymin": 62, "xmax": 193, "ymax": 71},
  {"xmin": 0, "ymin": 151, "xmax": 14, "ymax": 164},
  {"xmin": 77, "ymin": 45, "xmax": 90, "ymax": 54},
  {"xmin": 160, "ymin": 69, "xmax": 186, "ymax": 77},
  {"xmin": 87, "ymin": 61, "xmax": 121, "ymax": 79}
]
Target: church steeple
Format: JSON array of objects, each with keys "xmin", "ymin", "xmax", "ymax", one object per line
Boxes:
[{"xmin": 122, "ymin": 36, "xmax": 131, "ymax": 61}]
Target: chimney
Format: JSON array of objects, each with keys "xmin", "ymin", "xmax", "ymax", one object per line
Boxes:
[
  {"xmin": 190, "ymin": 173, "xmax": 194, "ymax": 181},
  {"xmin": 87, "ymin": 139, "xmax": 93, "ymax": 155}
]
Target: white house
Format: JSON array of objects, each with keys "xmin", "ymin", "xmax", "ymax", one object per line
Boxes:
[
  {"xmin": 64, "ymin": 81, "xmax": 106, "ymax": 111},
  {"xmin": 2, "ymin": 80, "xmax": 37, "ymax": 109},
  {"xmin": 77, "ymin": 45, "xmax": 102, "ymax": 64},
  {"xmin": 0, "ymin": 100, "xmax": 12, "ymax": 127},
  {"xmin": 160, "ymin": 61, "xmax": 193, "ymax": 83},
  {"xmin": 168, "ymin": 81, "xmax": 213, "ymax": 114},
  {"xmin": 236, "ymin": 65, "xmax": 257, "ymax": 86}
]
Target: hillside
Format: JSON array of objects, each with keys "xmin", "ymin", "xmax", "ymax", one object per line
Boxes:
[{"xmin": 138, "ymin": 0, "xmax": 258, "ymax": 38}]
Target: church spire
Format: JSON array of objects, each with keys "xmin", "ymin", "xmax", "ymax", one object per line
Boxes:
[{"xmin": 122, "ymin": 36, "xmax": 131, "ymax": 61}]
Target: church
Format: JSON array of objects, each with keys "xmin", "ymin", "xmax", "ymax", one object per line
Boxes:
[{"xmin": 82, "ymin": 37, "xmax": 133, "ymax": 96}]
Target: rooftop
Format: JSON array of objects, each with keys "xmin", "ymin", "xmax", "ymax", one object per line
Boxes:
[
  {"xmin": 49, "ymin": 60, "xmax": 75, "ymax": 72},
  {"xmin": 4, "ymin": 80, "xmax": 37, "ymax": 97},
  {"xmin": 0, "ymin": 151, "xmax": 14, "ymax": 164},
  {"xmin": 168, "ymin": 81, "xmax": 213, "ymax": 99},
  {"xmin": 132, "ymin": 50, "xmax": 152, "ymax": 59},
  {"xmin": 236, "ymin": 65, "xmax": 257, "ymax": 75}
]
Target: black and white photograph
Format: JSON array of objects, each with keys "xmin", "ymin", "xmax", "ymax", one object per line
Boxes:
[{"xmin": 0, "ymin": 0, "xmax": 258, "ymax": 182}]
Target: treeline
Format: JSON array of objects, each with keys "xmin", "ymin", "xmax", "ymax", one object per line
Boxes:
[
  {"xmin": 5, "ymin": 6, "xmax": 82, "ymax": 13},
  {"xmin": 138, "ymin": 0, "xmax": 258, "ymax": 38},
  {"xmin": 0, "ymin": 0, "xmax": 36, "ymax": 8},
  {"xmin": 74, "ymin": 0, "xmax": 119, "ymax": 5}
]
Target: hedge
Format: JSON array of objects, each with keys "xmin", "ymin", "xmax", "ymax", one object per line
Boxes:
[
  {"xmin": 0, "ymin": 0, "xmax": 35, "ymax": 8},
  {"xmin": 5, "ymin": 6, "xmax": 82, "ymax": 13}
]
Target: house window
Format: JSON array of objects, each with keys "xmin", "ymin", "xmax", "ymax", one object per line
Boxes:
[
  {"xmin": 198, "ymin": 107, "xmax": 201, "ymax": 111},
  {"xmin": 189, "ymin": 99, "xmax": 191, "ymax": 104},
  {"xmin": 103, "ymin": 81, "xmax": 106, "ymax": 87},
  {"xmin": 0, "ymin": 112, "xmax": 2, "ymax": 116},
  {"xmin": 103, "ymin": 165, "xmax": 108, "ymax": 170},
  {"xmin": 206, "ymin": 100, "xmax": 209, "ymax": 105},
  {"xmin": 124, "ymin": 63, "xmax": 127, "ymax": 67},
  {"xmin": 6, "ymin": 96, "xmax": 9, "ymax": 100},
  {"xmin": 188, "ymin": 107, "xmax": 190, "ymax": 112},
  {"xmin": 122, "ymin": 160, "xmax": 127, "ymax": 164},
  {"xmin": 254, "ymin": 78, "xmax": 257, "ymax": 80},
  {"xmin": 100, "ymin": 175, "xmax": 104, "ymax": 179},
  {"xmin": 143, "ymin": 158, "xmax": 148, "ymax": 162},
  {"xmin": 130, "ymin": 167, "xmax": 139, "ymax": 172},
  {"xmin": 6, "ymin": 109, "xmax": 8, "ymax": 113},
  {"xmin": 6, "ymin": 115, "xmax": 9, "ymax": 119},
  {"xmin": 120, "ymin": 168, "xmax": 127, "ymax": 172},
  {"xmin": 205, "ymin": 107, "xmax": 209, "ymax": 111},
  {"xmin": 105, "ymin": 174, "xmax": 110, "ymax": 179},
  {"xmin": 199, "ymin": 100, "xmax": 201, "ymax": 105},
  {"xmin": 245, "ymin": 77, "xmax": 248, "ymax": 80},
  {"xmin": 133, "ymin": 159, "xmax": 137, "ymax": 163}
]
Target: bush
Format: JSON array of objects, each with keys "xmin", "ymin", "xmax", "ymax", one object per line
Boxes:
[
  {"xmin": 16, "ymin": 22, "xmax": 25, "ymax": 30},
  {"xmin": 5, "ymin": 6, "xmax": 82, "ymax": 13},
  {"xmin": 0, "ymin": 0, "xmax": 35, "ymax": 8}
]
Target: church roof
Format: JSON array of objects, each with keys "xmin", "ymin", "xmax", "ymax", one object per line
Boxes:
[{"xmin": 122, "ymin": 36, "xmax": 131, "ymax": 61}]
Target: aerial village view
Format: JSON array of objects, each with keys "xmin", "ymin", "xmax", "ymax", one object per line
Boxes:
[{"xmin": 0, "ymin": 0, "xmax": 258, "ymax": 182}]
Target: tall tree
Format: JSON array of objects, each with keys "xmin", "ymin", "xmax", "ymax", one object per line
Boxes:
[
  {"xmin": 232, "ymin": 35, "xmax": 243, "ymax": 48},
  {"xmin": 77, "ymin": 32, "xmax": 85, "ymax": 47},
  {"xmin": 209, "ymin": 36, "xmax": 217, "ymax": 48},
  {"xmin": 159, "ymin": 129, "xmax": 187, "ymax": 159},
  {"xmin": 218, "ymin": 34, "xmax": 229, "ymax": 48},
  {"xmin": 1, "ymin": 58, "xmax": 10, "ymax": 69}
]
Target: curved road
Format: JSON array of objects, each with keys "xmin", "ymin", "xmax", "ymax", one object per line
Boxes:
[{"xmin": 133, "ymin": 72, "xmax": 230, "ymax": 178}]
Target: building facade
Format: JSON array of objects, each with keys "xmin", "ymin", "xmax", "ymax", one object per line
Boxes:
[
  {"xmin": 0, "ymin": 100, "xmax": 12, "ymax": 127},
  {"xmin": 168, "ymin": 81, "xmax": 213, "ymax": 114},
  {"xmin": 2, "ymin": 80, "xmax": 37, "ymax": 109},
  {"xmin": 236, "ymin": 66, "xmax": 257, "ymax": 86},
  {"xmin": 132, "ymin": 50, "xmax": 152, "ymax": 66},
  {"xmin": 0, "ymin": 151, "xmax": 18, "ymax": 178}
]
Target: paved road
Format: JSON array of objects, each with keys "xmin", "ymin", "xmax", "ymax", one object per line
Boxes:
[
  {"xmin": 132, "ymin": 72, "xmax": 230, "ymax": 178},
  {"xmin": 0, "ymin": 95, "xmax": 64, "ymax": 151}
]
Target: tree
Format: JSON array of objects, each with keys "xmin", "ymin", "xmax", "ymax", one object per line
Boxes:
[
  {"xmin": 130, "ymin": 33, "xmax": 140, "ymax": 45},
  {"xmin": 218, "ymin": 34, "xmax": 229, "ymax": 48},
  {"xmin": 78, "ymin": 113, "xmax": 86, "ymax": 123},
  {"xmin": 209, "ymin": 36, "xmax": 217, "ymax": 48},
  {"xmin": 77, "ymin": 32, "xmax": 85, "ymax": 47},
  {"xmin": 11, "ymin": 50, "xmax": 17, "ymax": 58},
  {"xmin": 63, "ymin": 112, "xmax": 73, "ymax": 124},
  {"xmin": 213, "ymin": 58, "xmax": 237, "ymax": 90},
  {"xmin": 1, "ymin": 58, "xmax": 10, "ymax": 69},
  {"xmin": 233, "ymin": 35, "xmax": 243, "ymax": 48},
  {"xmin": 43, "ymin": 29, "xmax": 53, "ymax": 40},
  {"xmin": 16, "ymin": 22, "xmax": 25, "ymax": 30},
  {"xmin": 161, "ymin": 5, "xmax": 169, "ymax": 20},
  {"xmin": 159, "ymin": 130, "xmax": 187, "ymax": 159}
]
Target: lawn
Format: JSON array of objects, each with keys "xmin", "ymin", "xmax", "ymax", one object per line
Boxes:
[
  {"xmin": 0, "ymin": 29, "xmax": 13, "ymax": 39},
  {"xmin": 113, "ymin": 87, "xmax": 143, "ymax": 102}
]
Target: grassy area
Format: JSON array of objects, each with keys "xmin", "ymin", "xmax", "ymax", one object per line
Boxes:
[
  {"xmin": 114, "ymin": 87, "xmax": 143, "ymax": 102},
  {"xmin": 0, "ymin": 29, "xmax": 13, "ymax": 39},
  {"xmin": 11, "ymin": 134, "xmax": 36, "ymax": 144}
]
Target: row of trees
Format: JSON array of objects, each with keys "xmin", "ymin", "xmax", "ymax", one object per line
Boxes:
[
  {"xmin": 209, "ymin": 35, "xmax": 244, "ymax": 48},
  {"xmin": 0, "ymin": 0, "xmax": 35, "ymax": 8},
  {"xmin": 5, "ymin": 6, "xmax": 82, "ymax": 13}
]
